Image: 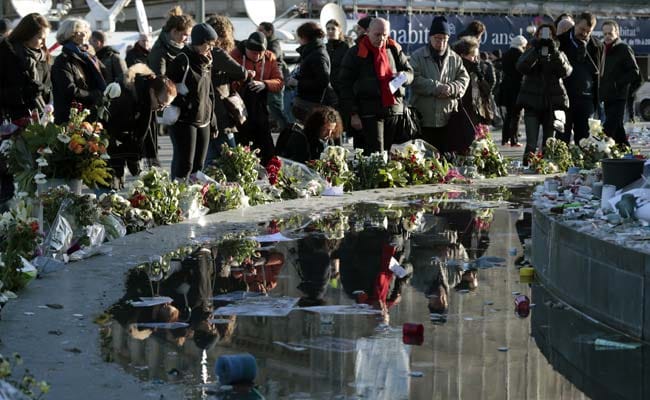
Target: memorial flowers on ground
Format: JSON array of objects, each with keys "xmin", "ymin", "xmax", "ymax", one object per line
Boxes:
[
  {"xmin": 0, "ymin": 200, "xmax": 41, "ymax": 292},
  {"xmin": 468, "ymin": 124, "xmax": 509, "ymax": 178},
  {"xmin": 308, "ymin": 146, "xmax": 355, "ymax": 191}
]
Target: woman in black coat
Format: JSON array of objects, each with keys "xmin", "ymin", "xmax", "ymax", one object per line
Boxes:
[
  {"xmin": 166, "ymin": 23, "xmax": 217, "ymax": 180},
  {"xmin": 498, "ymin": 36, "xmax": 527, "ymax": 146},
  {"xmin": 289, "ymin": 22, "xmax": 333, "ymax": 120},
  {"xmin": 277, "ymin": 106, "xmax": 343, "ymax": 163},
  {"xmin": 0, "ymin": 13, "xmax": 51, "ymax": 210},
  {"xmin": 51, "ymin": 18, "xmax": 106, "ymax": 124},
  {"xmin": 0, "ymin": 13, "xmax": 51, "ymax": 121},
  {"xmin": 105, "ymin": 65, "xmax": 177, "ymax": 189},
  {"xmin": 450, "ymin": 37, "xmax": 494, "ymax": 153},
  {"xmin": 203, "ymin": 15, "xmax": 248, "ymax": 167},
  {"xmin": 516, "ymin": 24, "xmax": 572, "ymax": 164}
]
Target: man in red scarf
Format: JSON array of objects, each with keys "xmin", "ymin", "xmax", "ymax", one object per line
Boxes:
[{"xmin": 338, "ymin": 18, "xmax": 413, "ymax": 155}]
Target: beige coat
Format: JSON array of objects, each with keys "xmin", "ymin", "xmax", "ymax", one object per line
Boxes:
[{"xmin": 410, "ymin": 45, "xmax": 469, "ymax": 128}]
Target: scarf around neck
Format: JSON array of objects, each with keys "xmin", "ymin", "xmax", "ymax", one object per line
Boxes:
[
  {"xmin": 359, "ymin": 35, "xmax": 395, "ymax": 107},
  {"xmin": 63, "ymin": 41, "xmax": 106, "ymax": 91}
]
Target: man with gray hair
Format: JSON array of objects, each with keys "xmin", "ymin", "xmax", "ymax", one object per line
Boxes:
[
  {"xmin": 338, "ymin": 18, "xmax": 414, "ymax": 154},
  {"xmin": 600, "ymin": 20, "xmax": 640, "ymax": 145}
]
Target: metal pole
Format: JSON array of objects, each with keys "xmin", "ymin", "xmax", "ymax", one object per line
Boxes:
[{"xmin": 196, "ymin": 0, "xmax": 205, "ymax": 23}]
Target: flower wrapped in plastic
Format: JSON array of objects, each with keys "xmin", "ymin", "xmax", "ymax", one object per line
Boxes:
[
  {"xmin": 310, "ymin": 209, "xmax": 350, "ymax": 240},
  {"xmin": 468, "ymin": 124, "xmax": 508, "ymax": 178},
  {"xmin": 578, "ymin": 121, "xmax": 628, "ymax": 169},
  {"xmin": 527, "ymin": 151, "xmax": 559, "ymax": 174},
  {"xmin": 390, "ymin": 139, "xmax": 453, "ymax": 184},
  {"xmin": 307, "ymin": 145, "xmax": 355, "ymax": 191},
  {"xmin": 266, "ymin": 156, "xmax": 325, "ymax": 199},
  {"xmin": 0, "ymin": 200, "xmax": 42, "ymax": 291},
  {"xmin": 202, "ymin": 182, "xmax": 249, "ymax": 213},
  {"xmin": 128, "ymin": 168, "xmax": 182, "ymax": 226}
]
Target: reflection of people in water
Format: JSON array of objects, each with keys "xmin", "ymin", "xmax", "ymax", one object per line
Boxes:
[
  {"xmin": 338, "ymin": 219, "xmax": 412, "ymax": 322},
  {"xmin": 295, "ymin": 235, "xmax": 341, "ymax": 307},
  {"xmin": 237, "ymin": 250, "xmax": 285, "ymax": 294},
  {"xmin": 410, "ymin": 208, "xmax": 488, "ymax": 320}
]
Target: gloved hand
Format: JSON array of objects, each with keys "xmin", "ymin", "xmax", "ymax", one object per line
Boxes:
[{"xmin": 247, "ymin": 80, "xmax": 266, "ymax": 93}]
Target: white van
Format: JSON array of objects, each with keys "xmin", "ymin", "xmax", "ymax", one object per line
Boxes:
[{"xmin": 634, "ymin": 82, "xmax": 650, "ymax": 121}]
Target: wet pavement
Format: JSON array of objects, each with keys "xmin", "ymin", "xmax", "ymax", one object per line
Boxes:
[{"xmin": 93, "ymin": 186, "xmax": 644, "ymax": 399}]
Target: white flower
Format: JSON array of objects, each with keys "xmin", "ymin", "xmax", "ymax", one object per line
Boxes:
[
  {"xmin": 104, "ymin": 82, "xmax": 122, "ymax": 99},
  {"xmin": 0, "ymin": 140, "xmax": 13, "ymax": 155},
  {"xmin": 588, "ymin": 118, "xmax": 603, "ymax": 135},
  {"xmin": 57, "ymin": 134, "xmax": 71, "ymax": 144},
  {"xmin": 36, "ymin": 157, "xmax": 48, "ymax": 167},
  {"xmin": 44, "ymin": 104, "xmax": 54, "ymax": 114},
  {"xmin": 42, "ymin": 147, "xmax": 53, "ymax": 154},
  {"xmin": 100, "ymin": 153, "xmax": 111, "ymax": 160},
  {"xmin": 132, "ymin": 180, "xmax": 144, "ymax": 189},
  {"xmin": 15, "ymin": 192, "xmax": 28, "ymax": 199}
]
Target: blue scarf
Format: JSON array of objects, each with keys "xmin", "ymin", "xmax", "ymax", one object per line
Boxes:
[{"xmin": 63, "ymin": 42, "xmax": 106, "ymax": 91}]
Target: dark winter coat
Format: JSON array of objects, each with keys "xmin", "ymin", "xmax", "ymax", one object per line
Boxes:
[
  {"xmin": 0, "ymin": 38, "xmax": 51, "ymax": 120},
  {"xmin": 51, "ymin": 45, "xmax": 104, "ymax": 124},
  {"xmin": 267, "ymin": 35, "xmax": 283, "ymax": 63},
  {"xmin": 600, "ymin": 39, "xmax": 641, "ymax": 102},
  {"xmin": 96, "ymin": 45, "xmax": 127, "ymax": 83},
  {"xmin": 558, "ymin": 28, "xmax": 602, "ymax": 106},
  {"xmin": 211, "ymin": 47, "xmax": 246, "ymax": 134},
  {"xmin": 148, "ymin": 30, "xmax": 184, "ymax": 76},
  {"xmin": 126, "ymin": 42, "xmax": 150, "ymax": 67},
  {"xmin": 295, "ymin": 40, "xmax": 332, "ymax": 104},
  {"xmin": 106, "ymin": 69, "xmax": 155, "ymax": 159},
  {"xmin": 338, "ymin": 40, "xmax": 414, "ymax": 117},
  {"xmin": 498, "ymin": 47, "xmax": 524, "ymax": 107},
  {"xmin": 462, "ymin": 58, "xmax": 495, "ymax": 124},
  {"xmin": 326, "ymin": 39, "xmax": 351, "ymax": 95},
  {"xmin": 516, "ymin": 39, "xmax": 573, "ymax": 113},
  {"xmin": 276, "ymin": 123, "xmax": 324, "ymax": 163},
  {"xmin": 167, "ymin": 47, "xmax": 214, "ymax": 127}
]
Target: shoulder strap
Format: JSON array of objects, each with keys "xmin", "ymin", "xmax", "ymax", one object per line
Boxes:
[{"xmin": 177, "ymin": 52, "xmax": 190, "ymax": 85}]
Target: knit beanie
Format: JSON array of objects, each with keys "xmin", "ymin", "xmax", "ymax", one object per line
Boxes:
[
  {"xmin": 191, "ymin": 23, "xmax": 218, "ymax": 45},
  {"xmin": 430, "ymin": 16, "xmax": 451, "ymax": 36},
  {"xmin": 245, "ymin": 31, "xmax": 267, "ymax": 51}
]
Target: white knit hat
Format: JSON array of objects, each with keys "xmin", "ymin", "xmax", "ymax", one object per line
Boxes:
[{"xmin": 510, "ymin": 35, "xmax": 527, "ymax": 49}]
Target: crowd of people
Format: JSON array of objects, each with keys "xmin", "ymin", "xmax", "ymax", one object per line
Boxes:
[{"xmin": 0, "ymin": 9, "xmax": 645, "ymax": 206}]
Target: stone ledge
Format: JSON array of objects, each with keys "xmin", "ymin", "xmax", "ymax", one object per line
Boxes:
[{"xmin": 532, "ymin": 207, "xmax": 649, "ymax": 339}]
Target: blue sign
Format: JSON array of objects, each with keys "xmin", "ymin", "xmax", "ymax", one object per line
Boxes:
[{"xmin": 365, "ymin": 14, "xmax": 650, "ymax": 55}]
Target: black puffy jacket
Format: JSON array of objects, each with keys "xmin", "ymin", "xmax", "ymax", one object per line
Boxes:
[
  {"xmin": 498, "ymin": 47, "xmax": 524, "ymax": 107},
  {"xmin": 516, "ymin": 39, "xmax": 572, "ymax": 112},
  {"xmin": 51, "ymin": 45, "xmax": 103, "ymax": 124},
  {"xmin": 326, "ymin": 39, "xmax": 351, "ymax": 95},
  {"xmin": 296, "ymin": 40, "xmax": 331, "ymax": 103},
  {"xmin": 167, "ymin": 47, "xmax": 214, "ymax": 127},
  {"xmin": 0, "ymin": 38, "xmax": 51, "ymax": 120}
]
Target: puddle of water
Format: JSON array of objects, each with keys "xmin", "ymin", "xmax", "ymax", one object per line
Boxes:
[{"xmin": 99, "ymin": 185, "xmax": 643, "ymax": 399}]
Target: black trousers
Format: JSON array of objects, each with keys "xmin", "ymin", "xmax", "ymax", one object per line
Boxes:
[
  {"xmin": 604, "ymin": 99, "xmax": 629, "ymax": 145},
  {"xmin": 561, "ymin": 96, "xmax": 594, "ymax": 144},
  {"xmin": 170, "ymin": 123, "xmax": 210, "ymax": 180},
  {"xmin": 501, "ymin": 104, "xmax": 522, "ymax": 145},
  {"xmin": 360, "ymin": 115, "xmax": 399, "ymax": 155}
]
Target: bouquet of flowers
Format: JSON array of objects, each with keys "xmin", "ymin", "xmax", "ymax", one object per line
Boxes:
[
  {"xmin": 468, "ymin": 124, "xmax": 508, "ymax": 178},
  {"xmin": 580, "ymin": 119, "xmax": 629, "ymax": 169},
  {"xmin": 265, "ymin": 157, "xmax": 324, "ymax": 199},
  {"xmin": 527, "ymin": 151, "xmax": 560, "ymax": 174},
  {"xmin": 473, "ymin": 208, "xmax": 494, "ymax": 232},
  {"xmin": 98, "ymin": 192, "xmax": 154, "ymax": 234},
  {"xmin": 206, "ymin": 144, "xmax": 269, "ymax": 206},
  {"xmin": 391, "ymin": 141, "xmax": 454, "ymax": 185},
  {"xmin": 308, "ymin": 146, "xmax": 355, "ymax": 191},
  {"xmin": 3, "ymin": 105, "xmax": 111, "ymax": 194},
  {"xmin": 202, "ymin": 182, "xmax": 249, "ymax": 213},
  {"xmin": 0, "ymin": 200, "xmax": 41, "ymax": 291},
  {"xmin": 128, "ymin": 168, "xmax": 182, "ymax": 226},
  {"xmin": 543, "ymin": 137, "xmax": 573, "ymax": 172},
  {"xmin": 352, "ymin": 150, "xmax": 389, "ymax": 189}
]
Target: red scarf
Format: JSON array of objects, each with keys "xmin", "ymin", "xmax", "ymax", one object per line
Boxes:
[{"xmin": 359, "ymin": 35, "xmax": 396, "ymax": 107}]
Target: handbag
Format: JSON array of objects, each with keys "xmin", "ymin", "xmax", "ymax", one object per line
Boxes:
[
  {"xmin": 223, "ymin": 91, "xmax": 247, "ymax": 127},
  {"xmin": 393, "ymin": 105, "xmax": 421, "ymax": 144},
  {"xmin": 159, "ymin": 54, "xmax": 190, "ymax": 126}
]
